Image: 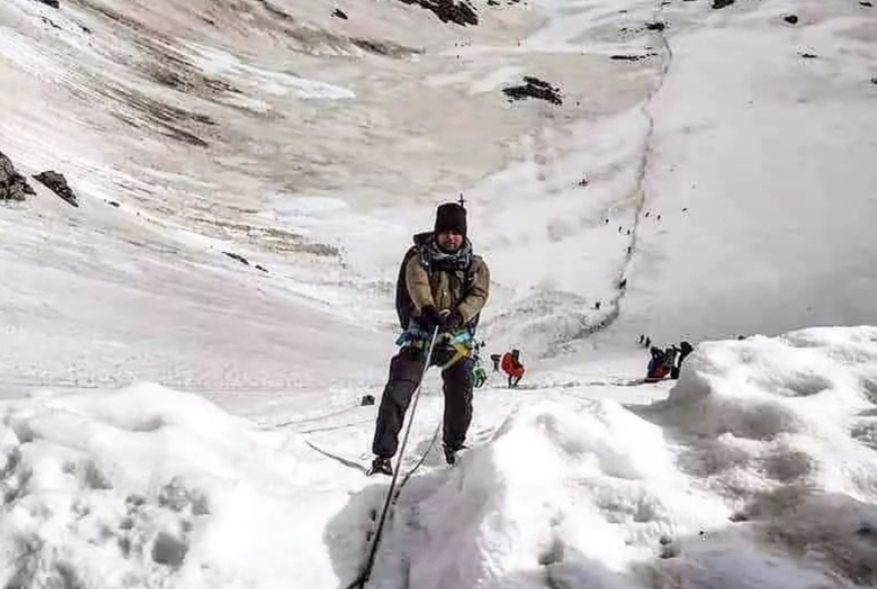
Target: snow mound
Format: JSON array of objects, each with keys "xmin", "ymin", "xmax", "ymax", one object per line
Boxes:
[
  {"xmin": 366, "ymin": 328, "xmax": 877, "ymax": 589},
  {"xmin": 646, "ymin": 326, "xmax": 877, "ymax": 586},
  {"xmin": 0, "ymin": 383, "xmax": 358, "ymax": 589},
  {"xmin": 658, "ymin": 326, "xmax": 877, "ymax": 448},
  {"xmin": 371, "ymin": 399, "xmax": 723, "ymax": 589}
]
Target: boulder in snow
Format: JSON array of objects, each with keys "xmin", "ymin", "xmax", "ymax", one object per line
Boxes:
[
  {"xmin": 223, "ymin": 251, "xmax": 250, "ymax": 266},
  {"xmin": 503, "ymin": 76, "xmax": 563, "ymax": 106},
  {"xmin": 33, "ymin": 170, "xmax": 79, "ymax": 207},
  {"xmin": 36, "ymin": 0, "xmax": 60, "ymax": 8},
  {"xmin": 784, "ymin": 14, "xmax": 799, "ymax": 24},
  {"xmin": 332, "ymin": 8, "xmax": 348, "ymax": 19},
  {"xmin": 712, "ymin": 0, "xmax": 734, "ymax": 9},
  {"xmin": 0, "ymin": 150, "xmax": 35, "ymax": 201},
  {"xmin": 396, "ymin": 0, "xmax": 478, "ymax": 27}
]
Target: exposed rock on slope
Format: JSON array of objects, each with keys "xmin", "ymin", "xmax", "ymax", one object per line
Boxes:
[
  {"xmin": 33, "ymin": 170, "xmax": 79, "ymax": 207},
  {"xmin": 503, "ymin": 76, "xmax": 563, "ymax": 105},
  {"xmin": 0, "ymin": 151, "xmax": 35, "ymax": 202},
  {"xmin": 396, "ymin": 0, "xmax": 479, "ymax": 26}
]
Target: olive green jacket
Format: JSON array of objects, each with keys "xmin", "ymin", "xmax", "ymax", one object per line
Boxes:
[{"xmin": 405, "ymin": 253, "xmax": 490, "ymax": 325}]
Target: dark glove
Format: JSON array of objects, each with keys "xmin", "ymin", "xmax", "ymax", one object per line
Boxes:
[
  {"xmin": 420, "ymin": 305, "xmax": 445, "ymax": 330},
  {"xmin": 445, "ymin": 310, "xmax": 465, "ymax": 330}
]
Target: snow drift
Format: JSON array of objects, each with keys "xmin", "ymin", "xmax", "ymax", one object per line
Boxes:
[
  {"xmin": 369, "ymin": 326, "xmax": 877, "ymax": 588},
  {"xmin": 2, "ymin": 328, "xmax": 875, "ymax": 588}
]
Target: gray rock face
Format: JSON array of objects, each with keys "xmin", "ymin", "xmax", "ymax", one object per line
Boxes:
[
  {"xmin": 33, "ymin": 170, "xmax": 80, "ymax": 207},
  {"xmin": 503, "ymin": 76, "xmax": 563, "ymax": 106},
  {"xmin": 0, "ymin": 151, "xmax": 35, "ymax": 201},
  {"xmin": 396, "ymin": 0, "xmax": 478, "ymax": 26}
]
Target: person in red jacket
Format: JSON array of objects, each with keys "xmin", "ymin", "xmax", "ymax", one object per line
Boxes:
[{"xmin": 501, "ymin": 349, "xmax": 525, "ymax": 388}]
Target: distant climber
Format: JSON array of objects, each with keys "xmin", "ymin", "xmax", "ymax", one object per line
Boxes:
[
  {"xmin": 646, "ymin": 347, "xmax": 665, "ymax": 380},
  {"xmin": 594, "ymin": 301, "xmax": 601, "ymax": 310},
  {"xmin": 501, "ymin": 349, "xmax": 526, "ymax": 388},
  {"xmin": 670, "ymin": 341, "xmax": 694, "ymax": 379},
  {"xmin": 645, "ymin": 346, "xmax": 676, "ymax": 381}
]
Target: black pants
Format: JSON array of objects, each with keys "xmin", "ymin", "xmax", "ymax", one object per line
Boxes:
[{"xmin": 372, "ymin": 348, "xmax": 474, "ymax": 458}]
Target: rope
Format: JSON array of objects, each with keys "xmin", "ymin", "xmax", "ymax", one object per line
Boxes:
[
  {"xmin": 345, "ymin": 326, "xmax": 441, "ymax": 589},
  {"xmin": 395, "ymin": 420, "xmax": 442, "ymax": 500}
]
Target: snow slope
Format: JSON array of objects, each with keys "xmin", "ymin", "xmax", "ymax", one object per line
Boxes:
[
  {"xmin": 1, "ymin": 0, "xmax": 877, "ymax": 587},
  {"xmin": 613, "ymin": 0, "xmax": 877, "ymax": 346},
  {"xmin": 2, "ymin": 328, "xmax": 876, "ymax": 588}
]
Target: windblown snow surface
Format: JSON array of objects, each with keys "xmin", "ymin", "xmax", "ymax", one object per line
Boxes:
[
  {"xmin": 2, "ymin": 328, "xmax": 877, "ymax": 588},
  {"xmin": 1, "ymin": 0, "xmax": 877, "ymax": 587}
]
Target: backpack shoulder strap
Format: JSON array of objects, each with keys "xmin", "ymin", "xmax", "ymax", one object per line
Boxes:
[
  {"xmin": 465, "ymin": 254, "xmax": 483, "ymax": 286},
  {"xmin": 396, "ymin": 245, "xmax": 425, "ymax": 330}
]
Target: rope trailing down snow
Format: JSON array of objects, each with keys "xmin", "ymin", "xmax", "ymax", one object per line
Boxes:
[{"xmin": 346, "ymin": 326, "xmax": 441, "ymax": 589}]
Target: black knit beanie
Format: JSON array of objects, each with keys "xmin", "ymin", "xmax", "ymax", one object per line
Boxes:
[{"xmin": 434, "ymin": 203, "xmax": 467, "ymax": 238}]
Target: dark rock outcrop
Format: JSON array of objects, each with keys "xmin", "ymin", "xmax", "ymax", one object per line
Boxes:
[
  {"xmin": 712, "ymin": 0, "xmax": 734, "ymax": 8},
  {"xmin": 610, "ymin": 52, "xmax": 658, "ymax": 62},
  {"xmin": 0, "ymin": 151, "xmax": 35, "ymax": 201},
  {"xmin": 36, "ymin": 0, "xmax": 60, "ymax": 8},
  {"xmin": 351, "ymin": 38, "xmax": 420, "ymax": 58},
  {"xmin": 645, "ymin": 21, "xmax": 666, "ymax": 31},
  {"xmin": 784, "ymin": 14, "xmax": 799, "ymax": 24},
  {"xmin": 503, "ymin": 76, "xmax": 563, "ymax": 106},
  {"xmin": 223, "ymin": 252, "xmax": 250, "ymax": 266},
  {"xmin": 332, "ymin": 8, "xmax": 348, "ymax": 19},
  {"xmin": 396, "ymin": 0, "xmax": 478, "ymax": 26},
  {"xmin": 33, "ymin": 170, "xmax": 79, "ymax": 207}
]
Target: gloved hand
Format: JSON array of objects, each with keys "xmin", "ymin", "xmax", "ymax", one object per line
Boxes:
[
  {"xmin": 445, "ymin": 310, "xmax": 465, "ymax": 330},
  {"xmin": 420, "ymin": 305, "xmax": 445, "ymax": 330}
]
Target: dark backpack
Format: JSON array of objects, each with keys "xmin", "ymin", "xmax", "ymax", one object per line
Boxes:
[{"xmin": 395, "ymin": 232, "xmax": 480, "ymax": 332}]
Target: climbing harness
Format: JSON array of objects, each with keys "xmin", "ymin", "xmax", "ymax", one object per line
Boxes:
[{"xmin": 396, "ymin": 328, "xmax": 473, "ymax": 369}]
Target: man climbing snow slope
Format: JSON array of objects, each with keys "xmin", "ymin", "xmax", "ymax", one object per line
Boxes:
[{"xmin": 370, "ymin": 202, "xmax": 491, "ymax": 475}]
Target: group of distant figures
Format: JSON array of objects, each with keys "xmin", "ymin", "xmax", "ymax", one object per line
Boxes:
[
  {"xmin": 641, "ymin": 334, "xmax": 750, "ymax": 382},
  {"xmin": 484, "ymin": 339, "xmax": 699, "ymax": 389},
  {"xmin": 644, "ymin": 341, "xmax": 694, "ymax": 382}
]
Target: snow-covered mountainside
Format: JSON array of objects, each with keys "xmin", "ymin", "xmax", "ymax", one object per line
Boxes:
[{"xmin": 1, "ymin": 0, "xmax": 876, "ymax": 587}]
